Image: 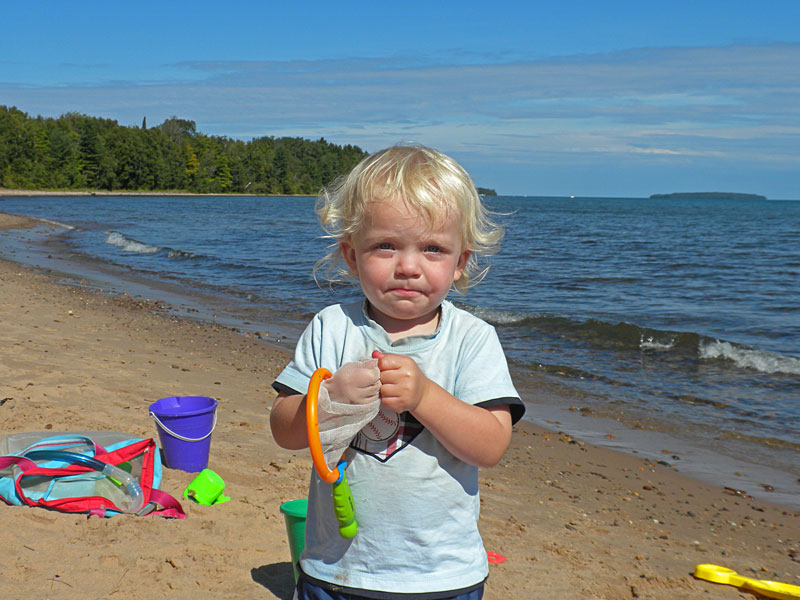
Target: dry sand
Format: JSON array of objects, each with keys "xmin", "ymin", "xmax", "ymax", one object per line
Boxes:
[{"xmin": 0, "ymin": 212, "xmax": 797, "ymax": 599}]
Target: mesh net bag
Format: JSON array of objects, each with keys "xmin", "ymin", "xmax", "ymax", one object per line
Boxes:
[{"xmin": 317, "ymin": 360, "xmax": 381, "ymax": 470}]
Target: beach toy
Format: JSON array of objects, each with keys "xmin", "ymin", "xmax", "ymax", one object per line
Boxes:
[
  {"xmin": 23, "ymin": 450, "xmax": 146, "ymax": 514},
  {"xmin": 183, "ymin": 468, "xmax": 230, "ymax": 505},
  {"xmin": 487, "ymin": 551, "xmax": 506, "ymax": 565},
  {"xmin": 149, "ymin": 396, "xmax": 218, "ymax": 472},
  {"xmin": 306, "ymin": 368, "xmax": 358, "ymax": 538},
  {"xmin": 280, "ymin": 498, "xmax": 308, "ymax": 584},
  {"xmin": 694, "ymin": 564, "xmax": 800, "ymax": 600}
]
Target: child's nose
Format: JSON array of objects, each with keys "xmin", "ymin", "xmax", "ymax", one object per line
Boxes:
[{"xmin": 395, "ymin": 250, "xmax": 421, "ymax": 277}]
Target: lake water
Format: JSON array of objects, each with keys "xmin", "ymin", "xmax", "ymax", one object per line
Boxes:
[{"xmin": 1, "ymin": 194, "xmax": 798, "ymax": 506}]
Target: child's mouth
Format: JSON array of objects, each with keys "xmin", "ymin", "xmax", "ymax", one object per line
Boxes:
[{"xmin": 389, "ymin": 288, "xmax": 422, "ymax": 297}]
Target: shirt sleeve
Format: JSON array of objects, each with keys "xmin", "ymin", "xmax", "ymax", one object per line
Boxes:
[
  {"xmin": 272, "ymin": 312, "xmax": 324, "ymax": 396},
  {"xmin": 476, "ymin": 397, "xmax": 526, "ymax": 424},
  {"xmin": 452, "ymin": 319, "xmax": 524, "ymax": 425}
]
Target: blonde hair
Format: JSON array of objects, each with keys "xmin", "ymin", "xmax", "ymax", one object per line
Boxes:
[{"xmin": 314, "ymin": 143, "xmax": 503, "ymax": 292}]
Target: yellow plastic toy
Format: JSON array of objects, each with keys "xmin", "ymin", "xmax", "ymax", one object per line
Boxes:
[{"xmin": 694, "ymin": 564, "xmax": 800, "ymax": 600}]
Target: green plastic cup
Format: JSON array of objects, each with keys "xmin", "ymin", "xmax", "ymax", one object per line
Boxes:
[
  {"xmin": 279, "ymin": 499, "xmax": 308, "ymax": 583},
  {"xmin": 183, "ymin": 468, "xmax": 230, "ymax": 505}
]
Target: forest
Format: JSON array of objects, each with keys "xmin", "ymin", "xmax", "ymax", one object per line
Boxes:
[{"xmin": 0, "ymin": 106, "xmax": 368, "ymax": 195}]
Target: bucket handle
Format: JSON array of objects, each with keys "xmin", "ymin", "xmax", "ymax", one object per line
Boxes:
[{"xmin": 149, "ymin": 411, "xmax": 217, "ymax": 442}]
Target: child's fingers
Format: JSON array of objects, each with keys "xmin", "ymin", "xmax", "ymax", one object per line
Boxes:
[
  {"xmin": 373, "ymin": 351, "xmax": 408, "ymax": 373},
  {"xmin": 350, "ymin": 368, "xmax": 380, "ymax": 388},
  {"xmin": 377, "ymin": 379, "xmax": 419, "ymax": 413}
]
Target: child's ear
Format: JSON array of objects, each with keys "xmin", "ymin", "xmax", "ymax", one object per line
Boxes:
[
  {"xmin": 340, "ymin": 239, "xmax": 359, "ymax": 274},
  {"xmin": 453, "ymin": 249, "xmax": 472, "ymax": 281}
]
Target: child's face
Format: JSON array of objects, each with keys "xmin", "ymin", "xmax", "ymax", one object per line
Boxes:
[{"xmin": 341, "ymin": 198, "xmax": 471, "ymax": 335}]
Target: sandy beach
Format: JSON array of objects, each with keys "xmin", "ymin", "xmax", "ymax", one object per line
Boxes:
[{"xmin": 0, "ymin": 211, "xmax": 797, "ymax": 599}]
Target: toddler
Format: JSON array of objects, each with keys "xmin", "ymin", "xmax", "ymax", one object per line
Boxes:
[{"xmin": 271, "ymin": 144, "xmax": 524, "ymax": 599}]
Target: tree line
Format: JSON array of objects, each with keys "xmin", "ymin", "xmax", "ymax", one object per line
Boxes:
[{"xmin": 0, "ymin": 106, "xmax": 368, "ymax": 194}]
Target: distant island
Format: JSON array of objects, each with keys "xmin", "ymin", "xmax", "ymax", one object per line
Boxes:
[
  {"xmin": 476, "ymin": 187, "xmax": 497, "ymax": 196},
  {"xmin": 650, "ymin": 192, "xmax": 767, "ymax": 201}
]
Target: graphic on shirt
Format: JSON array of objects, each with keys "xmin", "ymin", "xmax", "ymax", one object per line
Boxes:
[
  {"xmin": 361, "ymin": 407, "xmax": 400, "ymax": 442},
  {"xmin": 351, "ymin": 410, "xmax": 423, "ymax": 461}
]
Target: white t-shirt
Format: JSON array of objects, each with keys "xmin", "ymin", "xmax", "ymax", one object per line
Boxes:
[{"xmin": 274, "ymin": 300, "xmax": 522, "ymax": 596}]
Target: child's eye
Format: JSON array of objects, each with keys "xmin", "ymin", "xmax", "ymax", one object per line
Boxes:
[
  {"xmin": 425, "ymin": 245, "xmax": 442, "ymax": 253},
  {"xmin": 377, "ymin": 242, "xmax": 393, "ymax": 250}
]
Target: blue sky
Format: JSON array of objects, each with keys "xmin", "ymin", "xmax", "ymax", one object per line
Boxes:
[{"xmin": 2, "ymin": 1, "xmax": 799, "ymax": 198}]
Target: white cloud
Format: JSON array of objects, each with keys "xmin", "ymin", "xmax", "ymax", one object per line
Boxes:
[{"xmin": 2, "ymin": 43, "xmax": 798, "ymax": 195}]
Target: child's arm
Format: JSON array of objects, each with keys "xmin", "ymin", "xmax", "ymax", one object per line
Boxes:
[
  {"xmin": 270, "ymin": 392, "xmax": 309, "ymax": 450},
  {"xmin": 373, "ymin": 351, "xmax": 513, "ymax": 468}
]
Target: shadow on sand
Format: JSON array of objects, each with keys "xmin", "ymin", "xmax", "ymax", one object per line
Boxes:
[{"xmin": 251, "ymin": 562, "xmax": 295, "ymax": 599}]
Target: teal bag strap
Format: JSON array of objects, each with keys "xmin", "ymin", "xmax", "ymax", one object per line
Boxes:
[{"xmin": 16, "ymin": 434, "xmax": 100, "ymax": 457}]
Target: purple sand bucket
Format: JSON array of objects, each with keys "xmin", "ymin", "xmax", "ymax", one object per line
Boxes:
[{"xmin": 149, "ymin": 396, "xmax": 218, "ymax": 472}]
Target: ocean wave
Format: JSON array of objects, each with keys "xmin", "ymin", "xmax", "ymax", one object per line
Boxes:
[
  {"xmin": 549, "ymin": 317, "xmax": 700, "ymax": 353},
  {"xmin": 699, "ymin": 340, "xmax": 800, "ymax": 375},
  {"xmin": 105, "ymin": 231, "xmax": 161, "ymax": 254},
  {"xmin": 639, "ymin": 335, "xmax": 675, "ymax": 350},
  {"xmin": 104, "ymin": 231, "xmax": 195, "ymax": 259},
  {"xmin": 453, "ymin": 302, "xmax": 530, "ymax": 325},
  {"xmin": 36, "ymin": 217, "xmax": 75, "ymax": 230},
  {"xmin": 461, "ymin": 301, "xmax": 799, "ymax": 377},
  {"xmin": 461, "ymin": 302, "xmax": 692, "ymax": 350},
  {"xmin": 166, "ymin": 249, "xmax": 197, "ymax": 259}
]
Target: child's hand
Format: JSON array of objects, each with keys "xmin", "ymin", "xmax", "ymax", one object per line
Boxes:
[
  {"xmin": 371, "ymin": 350, "xmax": 430, "ymax": 413},
  {"xmin": 321, "ymin": 359, "xmax": 381, "ymax": 405}
]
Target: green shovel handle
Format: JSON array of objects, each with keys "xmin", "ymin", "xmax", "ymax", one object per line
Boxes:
[{"xmin": 332, "ymin": 461, "xmax": 358, "ymax": 538}]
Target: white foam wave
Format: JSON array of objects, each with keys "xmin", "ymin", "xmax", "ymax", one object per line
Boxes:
[
  {"xmin": 36, "ymin": 217, "xmax": 75, "ymax": 230},
  {"xmin": 459, "ymin": 303, "xmax": 529, "ymax": 325},
  {"xmin": 700, "ymin": 340, "xmax": 800, "ymax": 375},
  {"xmin": 640, "ymin": 335, "xmax": 675, "ymax": 350},
  {"xmin": 105, "ymin": 231, "xmax": 161, "ymax": 254},
  {"xmin": 166, "ymin": 249, "xmax": 196, "ymax": 259}
]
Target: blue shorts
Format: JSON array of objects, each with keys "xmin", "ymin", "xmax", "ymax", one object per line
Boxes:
[{"xmin": 294, "ymin": 578, "xmax": 484, "ymax": 600}]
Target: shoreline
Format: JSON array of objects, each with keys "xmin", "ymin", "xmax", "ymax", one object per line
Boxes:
[
  {"xmin": 0, "ymin": 187, "xmax": 313, "ymax": 198},
  {"xmin": 1, "ymin": 211, "xmax": 798, "ymax": 598},
  {"xmin": 2, "ymin": 208, "xmax": 798, "ymax": 508}
]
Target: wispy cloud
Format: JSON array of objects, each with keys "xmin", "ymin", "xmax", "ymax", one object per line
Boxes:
[
  {"xmin": 58, "ymin": 62, "xmax": 112, "ymax": 69},
  {"xmin": 2, "ymin": 43, "xmax": 798, "ymax": 194}
]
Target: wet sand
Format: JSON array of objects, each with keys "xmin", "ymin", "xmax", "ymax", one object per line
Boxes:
[{"xmin": 0, "ymin": 212, "xmax": 797, "ymax": 599}]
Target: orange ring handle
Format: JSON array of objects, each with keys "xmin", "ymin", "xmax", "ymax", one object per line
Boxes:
[{"xmin": 306, "ymin": 368, "xmax": 341, "ymax": 484}]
